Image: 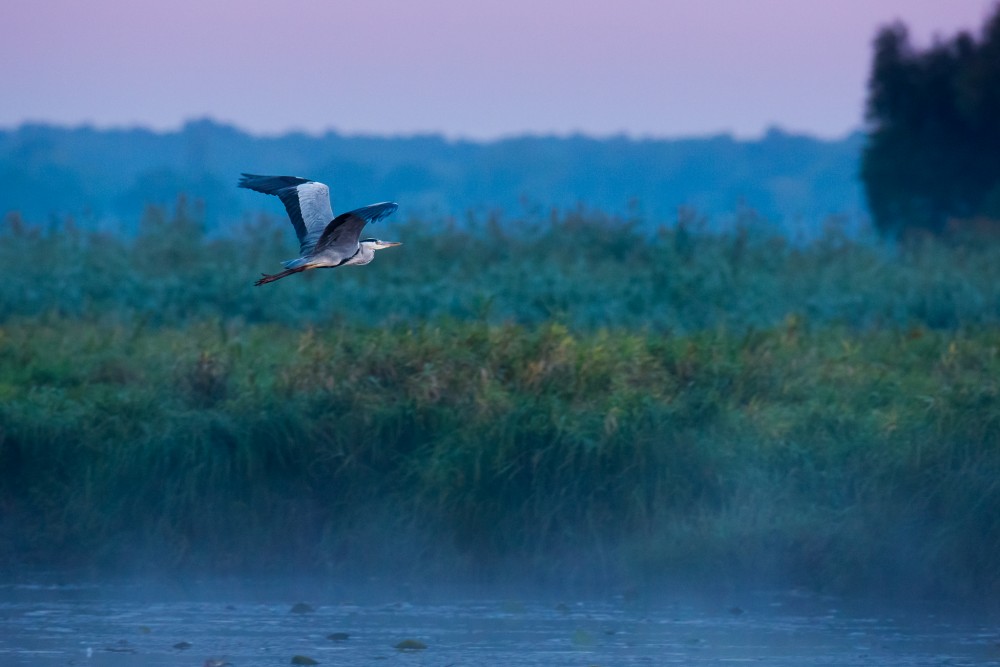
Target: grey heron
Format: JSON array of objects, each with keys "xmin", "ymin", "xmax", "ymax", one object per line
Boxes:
[{"xmin": 238, "ymin": 173, "xmax": 400, "ymax": 286}]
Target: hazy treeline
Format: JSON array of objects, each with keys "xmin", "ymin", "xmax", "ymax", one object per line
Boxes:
[
  {"xmin": 0, "ymin": 120, "xmax": 864, "ymax": 232},
  {"xmin": 1, "ymin": 208, "xmax": 999, "ymax": 596}
]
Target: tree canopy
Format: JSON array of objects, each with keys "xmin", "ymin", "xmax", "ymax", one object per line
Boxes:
[{"xmin": 862, "ymin": 5, "xmax": 1000, "ymax": 236}]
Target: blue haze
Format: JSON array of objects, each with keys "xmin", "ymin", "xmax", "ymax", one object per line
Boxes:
[{"xmin": 0, "ymin": 119, "xmax": 865, "ymax": 233}]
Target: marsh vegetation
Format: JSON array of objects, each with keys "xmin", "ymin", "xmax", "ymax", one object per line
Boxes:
[{"xmin": 1, "ymin": 204, "xmax": 998, "ymax": 596}]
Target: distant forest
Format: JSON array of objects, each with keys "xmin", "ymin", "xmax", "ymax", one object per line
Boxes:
[
  {"xmin": 0, "ymin": 120, "xmax": 864, "ymax": 234},
  {"xmin": 862, "ymin": 4, "xmax": 1000, "ymax": 236}
]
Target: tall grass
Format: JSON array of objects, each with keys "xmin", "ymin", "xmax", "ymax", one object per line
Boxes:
[
  {"xmin": 1, "ymin": 205, "xmax": 999, "ymax": 594},
  {"xmin": 1, "ymin": 317, "xmax": 998, "ymax": 593},
  {"xmin": 3, "ymin": 204, "xmax": 999, "ymax": 330}
]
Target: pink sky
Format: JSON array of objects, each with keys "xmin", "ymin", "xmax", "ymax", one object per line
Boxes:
[{"xmin": 2, "ymin": 0, "xmax": 995, "ymax": 139}]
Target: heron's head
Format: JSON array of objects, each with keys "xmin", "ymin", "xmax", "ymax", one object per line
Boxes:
[{"xmin": 361, "ymin": 238, "xmax": 402, "ymax": 250}]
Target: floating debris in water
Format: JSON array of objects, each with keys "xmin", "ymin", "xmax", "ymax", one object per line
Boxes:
[
  {"xmin": 555, "ymin": 602, "xmax": 571, "ymax": 614},
  {"xmin": 204, "ymin": 660, "xmax": 231, "ymax": 667},
  {"xmin": 291, "ymin": 655, "xmax": 319, "ymax": 665},
  {"xmin": 728, "ymin": 606, "xmax": 745, "ymax": 615},
  {"xmin": 572, "ymin": 630, "xmax": 595, "ymax": 647},
  {"xmin": 104, "ymin": 639, "xmax": 136, "ymax": 653},
  {"xmin": 326, "ymin": 632, "xmax": 350, "ymax": 640},
  {"xmin": 173, "ymin": 641, "xmax": 192, "ymax": 649},
  {"xmin": 290, "ymin": 602, "xmax": 316, "ymax": 614},
  {"xmin": 394, "ymin": 639, "xmax": 428, "ymax": 650},
  {"xmin": 139, "ymin": 625, "xmax": 151, "ymax": 634}
]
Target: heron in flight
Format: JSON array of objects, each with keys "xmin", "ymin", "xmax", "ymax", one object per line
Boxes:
[{"xmin": 238, "ymin": 173, "xmax": 401, "ymax": 286}]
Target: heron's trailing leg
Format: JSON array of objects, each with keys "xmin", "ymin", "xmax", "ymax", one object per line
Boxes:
[{"xmin": 254, "ymin": 266, "xmax": 308, "ymax": 286}]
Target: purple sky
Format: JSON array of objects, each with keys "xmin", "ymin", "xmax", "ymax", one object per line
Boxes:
[{"xmin": 2, "ymin": 0, "xmax": 995, "ymax": 140}]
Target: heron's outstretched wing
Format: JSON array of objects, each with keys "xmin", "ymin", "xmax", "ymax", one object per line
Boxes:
[
  {"xmin": 238, "ymin": 174, "xmax": 333, "ymax": 255},
  {"xmin": 315, "ymin": 202, "xmax": 399, "ymax": 256}
]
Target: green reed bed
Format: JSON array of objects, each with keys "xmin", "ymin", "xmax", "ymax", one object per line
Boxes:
[
  {"xmin": 3, "ymin": 206, "xmax": 1000, "ymax": 592},
  {"xmin": 3, "ymin": 206, "xmax": 1000, "ymax": 331},
  {"xmin": 1, "ymin": 317, "xmax": 998, "ymax": 594}
]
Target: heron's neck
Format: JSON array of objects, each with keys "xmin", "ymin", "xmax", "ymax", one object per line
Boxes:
[{"xmin": 356, "ymin": 242, "xmax": 376, "ymax": 264}]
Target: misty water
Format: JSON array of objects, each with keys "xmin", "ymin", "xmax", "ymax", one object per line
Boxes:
[{"xmin": 2, "ymin": 578, "xmax": 999, "ymax": 667}]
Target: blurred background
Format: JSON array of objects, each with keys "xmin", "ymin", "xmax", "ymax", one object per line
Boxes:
[
  {"xmin": 1, "ymin": 1, "xmax": 999, "ymax": 599},
  {"xmin": 1, "ymin": 0, "xmax": 996, "ymax": 234}
]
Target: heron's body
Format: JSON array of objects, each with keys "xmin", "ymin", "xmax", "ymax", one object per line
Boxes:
[{"xmin": 238, "ymin": 174, "xmax": 400, "ymax": 286}]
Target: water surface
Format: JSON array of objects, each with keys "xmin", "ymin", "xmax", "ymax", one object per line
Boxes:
[{"xmin": 2, "ymin": 579, "xmax": 998, "ymax": 666}]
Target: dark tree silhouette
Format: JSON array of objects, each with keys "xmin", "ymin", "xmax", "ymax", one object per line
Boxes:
[{"xmin": 862, "ymin": 5, "xmax": 1000, "ymax": 236}]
